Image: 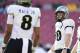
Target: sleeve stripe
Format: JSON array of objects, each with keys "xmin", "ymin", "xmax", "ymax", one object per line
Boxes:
[{"xmin": 65, "ymin": 26, "xmax": 74, "ymax": 30}]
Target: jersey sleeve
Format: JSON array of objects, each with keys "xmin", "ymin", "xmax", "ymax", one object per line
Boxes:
[
  {"xmin": 34, "ymin": 8, "xmax": 41, "ymax": 27},
  {"xmin": 6, "ymin": 5, "xmax": 14, "ymax": 24},
  {"xmin": 63, "ymin": 19, "xmax": 75, "ymax": 35},
  {"xmin": 6, "ymin": 5, "xmax": 15, "ymax": 14},
  {"xmin": 35, "ymin": 17, "xmax": 40, "ymax": 27},
  {"xmin": 36, "ymin": 8, "xmax": 41, "ymax": 17},
  {"xmin": 7, "ymin": 15, "xmax": 14, "ymax": 24}
]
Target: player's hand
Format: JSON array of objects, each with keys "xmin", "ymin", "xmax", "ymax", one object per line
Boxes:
[
  {"xmin": 61, "ymin": 49, "xmax": 67, "ymax": 53},
  {"xmin": 48, "ymin": 49, "xmax": 55, "ymax": 53},
  {"xmin": 32, "ymin": 46, "xmax": 35, "ymax": 53},
  {"xmin": 48, "ymin": 50, "xmax": 54, "ymax": 53},
  {"xmin": 32, "ymin": 46, "xmax": 38, "ymax": 53},
  {"xmin": 2, "ymin": 43, "xmax": 7, "ymax": 52}
]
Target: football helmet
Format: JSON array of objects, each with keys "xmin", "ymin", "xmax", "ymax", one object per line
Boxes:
[
  {"xmin": 17, "ymin": 0, "xmax": 31, "ymax": 4},
  {"xmin": 55, "ymin": 6, "xmax": 69, "ymax": 19}
]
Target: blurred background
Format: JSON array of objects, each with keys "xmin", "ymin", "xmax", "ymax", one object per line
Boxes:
[{"xmin": 0, "ymin": 0, "xmax": 80, "ymax": 52}]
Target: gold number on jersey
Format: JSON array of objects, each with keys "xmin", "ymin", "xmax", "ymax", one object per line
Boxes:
[
  {"xmin": 56, "ymin": 30, "xmax": 62, "ymax": 41},
  {"xmin": 21, "ymin": 15, "xmax": 32, "ymax": 30}
]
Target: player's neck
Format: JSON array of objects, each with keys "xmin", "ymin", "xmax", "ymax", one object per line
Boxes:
[
  {"xmin": 17, "ymin": 3, "xmax": 31, "ymax": 7},
  {"xmin": 57, "ymin": 19, "xmax": 63, "ymax": 22}
]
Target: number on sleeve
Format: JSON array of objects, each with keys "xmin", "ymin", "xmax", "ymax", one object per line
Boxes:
[
  {"xmin": 56, "ymin": 30, "xmax": 62, "ymax": 41},
  {"xmin": 21, "ymin": 15, "xmax": 32, "ymax": 30}
]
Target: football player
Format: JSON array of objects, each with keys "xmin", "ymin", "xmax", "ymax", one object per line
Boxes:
[
  {"xmin": 71, "ymin": 26, "xmax": 80, "ymax": 53},
  {"xmin": 3, "ymin": 0, "xmax": 41, "ymax": 53},
  {"xmin": 48, "ymin": 6, "xmax": 75, "ymax": 53}
]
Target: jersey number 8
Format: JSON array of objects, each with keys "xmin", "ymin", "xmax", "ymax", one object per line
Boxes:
[{"xmin": 21, "ymin": 15, "xmax": 32, "ymax": 30}]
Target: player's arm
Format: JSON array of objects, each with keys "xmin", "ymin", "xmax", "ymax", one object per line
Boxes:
[
  {"xmin": 33, "ymin": 27, "xmax": 40, "ymax": 47},
  {"xmin": 65, "ymin": 32, "xmax": 72, "ymax": 48},
  {"xmin": 4, "ymin": 6, "xmax": 14, "ymax": 44},
  {"xmin": 4, "ymin": 14, "xmax": 13, "ymax": 44},
  {"xmin": 71, "ymin": 40, "xmax": 78, "ymax": 53},
  {"xmin": 33, "ymin": 8, "xmax": 41, "ymax": 47},
  {"xmin": 33, "ymin": 15, "xmax": 40, "ymax": 47},
  {"xmin": 62, "ymin": 26, "xmax": 75, "ymax": 53},
  {"xmin": 4, "ymin": 24, "xmax": 13, "ymax": 44},
  {"xmin": 65, "ymin": 20, "xmax": 75, "ymax": 48},
  {"xmin": 62, "ymin": 32, "xmax": 72, "ymax": 53},
  {"xmin": 62, "ymin": 20, "xmax": 75, "ymax": 53}
]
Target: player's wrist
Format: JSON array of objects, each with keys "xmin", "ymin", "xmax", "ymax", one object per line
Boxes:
[
  {"xmin": 32, "ymin": 45, "xmax": 38, "ymax": 53},
  {"xmin": 32, "ymin": 46, "xmax": 37, "ymax": 50},
  {"xmin": 63, "ymin": 48, "xmax": 71, "ymax": 52},
  {"xmin": 2, "ymin": 43, "xmax": 7, "ymax": 52},
  {"xmin": 32, "ymin": 41, "xmax": 39, "ymax": 47},
  {"xmin": 32, "ymin": 45, "xmax": 38, "ymax": 49},
  {"xmin": 2, "ymin": 43, "xmax": 7, "ymax": 47}
]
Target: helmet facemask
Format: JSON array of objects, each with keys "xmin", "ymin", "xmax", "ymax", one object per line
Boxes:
[{"xmin": 55, "ymin": 11, "xmax": 65, "ymax": 22}]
